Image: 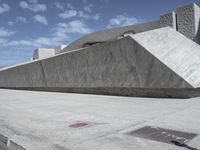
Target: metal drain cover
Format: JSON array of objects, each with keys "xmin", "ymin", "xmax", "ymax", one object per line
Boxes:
[{"xmin": 127, "ymin": 126, "xmax": 197, "ymax": 145}]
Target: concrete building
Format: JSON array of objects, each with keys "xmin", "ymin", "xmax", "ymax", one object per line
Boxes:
[
  {"xmin": 0, "ymin": 3, "xmax": 199, "ymax": 98},
  {"xmin": 176, "ymin": 3, "xmax": 200, "ymax": 42},
  {"xmin": 33, "ymin": 45, "xmax": 67, "ymax": 60},
  {"xmin": 33, "ymin": 48, "xmax": 55, "ymax": 60}
]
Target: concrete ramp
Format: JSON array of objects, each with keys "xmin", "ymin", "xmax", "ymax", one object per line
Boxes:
[{"xmin": 130, "ymin": 27, "xmax": 200, "ymax": 88}]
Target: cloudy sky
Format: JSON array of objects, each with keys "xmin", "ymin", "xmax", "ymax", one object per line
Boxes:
[{"xmin": 0, "ymin": 0, "xmax": 198, "ymax": 67}]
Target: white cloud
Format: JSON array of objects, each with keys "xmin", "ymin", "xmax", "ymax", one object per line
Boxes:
[
  {"xmin": 78, "ymin": 11, "xmax": 89, "ymax": 19},
  {"xmin": 84, "ymin": 5, "xmax": 92, "ymax": 12},
  {"xmin": 7, "ymin": 17, "xmax": 27, "ymax": 26},
  {"xmin": 33, "ymin": 14, "xmax": 48, "ymax": 25},
  {"xmin": 93, "ymin": 14, "xmax": 100, "ymax": 20},
  {"xmin": 54, "ymin": 2, "xmax": 63, "ymax": 10},
  {"xmin": 8, "ymin": 21, "xmax": 14, "ymax": 26},
  {"xmin": 0, "ymin": 27, "xmax": 14, "ymax": 37},
  {"xmin": 56, "ymin": 20, "xmax": 92, "ymax": 34},
  {"xmin": 58, "ymin": 9, "xmax": 99, "ymax": 21},
  {"xmin": 16, "ymin": 16, "xmax": 27, "ymax": 23},
  {"xmin": 0, "ymin": 38, "xmax": 8, "ymax": 45},
  {"xmin": 7, "ymin": 40, "xmax": 37, "ymax": 47},
  {"xmin": 67, "ymin": 3, "xmax": 73, "ymax": 9},
  {"xmin": 0, "ymin": 2, "xmax": 10, "ymax": 14},
  {"xmin": 58, "ymin": 10, "xmax": 77, "ymax": 19},
  {"xmin": 5, "ymin": 20, "xmax": 92, "ymax": 47},
  {"xmin": 82, "ymin": 0, "xmax": 87, "ymax": 4},
  {"xmin": 107, "ymin": 15, "xmax": 139, "ymax": 28},
  {"xmin": 19, "ymin": 0, "xmax": 47, "ymax": 12}
]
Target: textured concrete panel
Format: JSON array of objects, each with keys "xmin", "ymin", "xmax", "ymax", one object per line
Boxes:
[
  {"xmin": 0, "ymin": 61, "xmax": 45, "ymax": 87},
  {"xmin": 195, "ymin": 23, "xmax": 200, "ymax": 44},
  {"xmin": 194, "ymin": 3, "xmax": 200, "ymax": 34},
  {"xmin": 160, "ymin": 12, "xmax": 177, "ymax": 30},
  {"xmin": 131, "ymin": 27, "xmax": 200, "ymax": 87},
  {"xmin": 194, "ymin": 4, "xmax": 200, "ymax": 44},
  {"xmin": 60, "ymin": 21, "xmax": 160, "ymax": 53},
  {"xmin": 176, "ymin": 3, "xmax": 200, "ymax": 40}
]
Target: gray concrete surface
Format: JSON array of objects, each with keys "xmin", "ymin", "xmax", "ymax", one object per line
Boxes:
[{"xmin": 0, "ymin": 89, "xmax": 200, "ymax": 150}]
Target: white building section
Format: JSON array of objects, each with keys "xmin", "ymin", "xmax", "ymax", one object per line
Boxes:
[{"xmin": 33, "ymin": 48, "xmax": 55, "ymax": 60}]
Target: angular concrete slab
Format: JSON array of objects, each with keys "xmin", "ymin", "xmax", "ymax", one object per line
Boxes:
[{"xmin": 130, "ymin": 27, "xmax": 200, "ymax": 88}]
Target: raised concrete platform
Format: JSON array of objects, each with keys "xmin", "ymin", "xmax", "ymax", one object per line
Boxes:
[{"xmin": 0, "ymin": 89, "xmax": 200, "ymax": 150}]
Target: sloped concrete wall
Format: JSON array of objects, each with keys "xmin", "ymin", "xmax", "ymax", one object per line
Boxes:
[
  {"xmin": 0, "ymin": 34, "xmax": 191, "ymax": 89},
  {"xmin": 0, "ymin": 61, "xmax": 45, "ymax": 87},
  {"xmin": 42, "ymin": 37, "xmax": 190, "ymax": 88}
]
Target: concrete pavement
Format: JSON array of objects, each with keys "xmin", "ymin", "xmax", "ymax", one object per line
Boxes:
[{"xmin": 0, "ymin": 89, "xmax": 200, "ymax": 150}]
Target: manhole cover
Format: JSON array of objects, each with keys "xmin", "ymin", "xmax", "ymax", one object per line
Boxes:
[
  {"xmin": 69, "ymin": 122, "xmax": 89, "ymax": 128},
  {"xmin": 127, "ymin": 126, "xmax": 197, "ymax": 145}
]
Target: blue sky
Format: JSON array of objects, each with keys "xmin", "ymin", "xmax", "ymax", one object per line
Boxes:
[{"xmin": 0, "ymin": 0, "xmax": 199, "ymax": 67}]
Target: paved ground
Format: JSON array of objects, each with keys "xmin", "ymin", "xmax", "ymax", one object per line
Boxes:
[{"xmin": 0, "ymin": 89, "xmax": 200, "ymax": 150}]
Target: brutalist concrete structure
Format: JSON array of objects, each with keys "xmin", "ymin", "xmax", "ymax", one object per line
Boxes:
[{"xmin": 0, "ymin": 3, "xmax": 200, "ymax": 98}]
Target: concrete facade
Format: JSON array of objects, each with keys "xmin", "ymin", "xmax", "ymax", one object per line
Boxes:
[
  {"xmin": 176, "ymin": 3, "xmax": 200, "ymax": 40},
  {"xmin": 160, "ymin": 12, "xmax": 177, "ymax": 30},
  {"xmin": 33, "ymin": 48, "xmax": 55, "ymax": 60}
]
